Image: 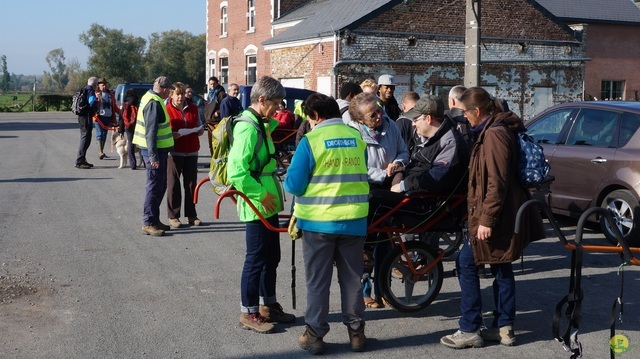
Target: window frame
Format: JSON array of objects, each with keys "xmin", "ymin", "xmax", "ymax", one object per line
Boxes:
[
  {"xmin": 246, "ymin": 54, "xmax": 257, "ymax": 85},
  {"xmin": 601, "ymin": 80, "xmax": 625, "ymax": 101},
  {"xmin": 219, "ymin": 57, "xmax": 229, "ymax": 86},
  {"xmin": 247, "ymin": 0, "xmax": 256, "ymax": 32},
  {"xmin": 220, "ymin": 6, "xmax": 228, "ymax": 37}
]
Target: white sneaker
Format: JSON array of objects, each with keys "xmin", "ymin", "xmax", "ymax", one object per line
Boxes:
[{"xmin": 440, "ymin": 329, "xmax": 484, "ymax": 349}]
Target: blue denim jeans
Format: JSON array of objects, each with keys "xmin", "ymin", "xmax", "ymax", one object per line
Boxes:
[
  {"xmin": 142, "ymin": 152, "xmax": 168, "ymax": 226},
  {"xmin": 240, "ymin": 215, "xmax": 281, "ymax": 314},
  {"xmin": 456, "ymin": 237, "xmax": 516, "ymax": 332}
]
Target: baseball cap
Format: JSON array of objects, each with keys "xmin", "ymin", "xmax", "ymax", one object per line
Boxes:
[
  {"xmin": 154, "ymin": 76, "xmax": 174, "ymax": 89},
  {"xmin": 403, "ymin": 95, "xmax": 445, "ymax": 119},
  {"xmin": 377, "ymin": 74, "xmax": 396, "ymax": 86}
]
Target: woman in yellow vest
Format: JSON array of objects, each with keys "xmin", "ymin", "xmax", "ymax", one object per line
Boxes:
[{"xmin": 284, "ymin": 93, "xmax": 370, "ymax": 355}]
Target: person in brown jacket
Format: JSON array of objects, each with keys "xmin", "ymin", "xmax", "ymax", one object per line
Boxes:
[{"xmin": 441, "ymin": 87, "xmax": 545, "ymax": 350}]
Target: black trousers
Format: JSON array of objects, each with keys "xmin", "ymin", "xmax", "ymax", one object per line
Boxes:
[{"xmin": 76, "ymin": 115, "xmax": 93, "ymax": 165}]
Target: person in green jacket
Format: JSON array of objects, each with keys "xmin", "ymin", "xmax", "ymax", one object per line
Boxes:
[{"xmin": 226, "ymin": 76, "xmax": 294, "ymax": 333}]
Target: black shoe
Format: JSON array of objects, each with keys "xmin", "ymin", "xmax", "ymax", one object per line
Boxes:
[
  {"xmin": 82, "ymin": 161, "xmax": 94, "ymax": 168},
  {"xmin": 75, "ymin": 163, "xmax": 91, "ymax": 169}
]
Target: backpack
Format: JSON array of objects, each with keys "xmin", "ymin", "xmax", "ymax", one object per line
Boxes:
[
  {"xmin": 71, "ymin": 87, "xmax": 89, "ymax": 115},
  {"xmin": 517, "ymin": 132, "xmax": 551, "ymax": 187},
  {"xmin": 208, "ymin": 116, "xmax": 271, "ymax": 195}
]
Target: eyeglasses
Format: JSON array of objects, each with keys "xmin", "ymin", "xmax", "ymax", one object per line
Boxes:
[
  {"xmin": 364, "ymin": 108, "xmax": 383, "ymax": 121},
  {"xmin": 412, "ymin": 114, "xmax": 426, "ymax": 123}
]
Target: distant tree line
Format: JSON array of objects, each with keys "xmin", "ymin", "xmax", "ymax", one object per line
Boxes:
[{"xmin": 1, "ymin": 23, "xmax": 206, "ymax": 95}]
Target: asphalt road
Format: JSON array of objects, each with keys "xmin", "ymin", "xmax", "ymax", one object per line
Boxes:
[{"xmin": 0, "ymin": 112, "xmax": 638, "ymax": 358}]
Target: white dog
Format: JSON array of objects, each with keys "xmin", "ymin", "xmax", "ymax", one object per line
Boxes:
[{"xmin": 111, "ymin": 132, "xmax": 142, "ymax": 169}]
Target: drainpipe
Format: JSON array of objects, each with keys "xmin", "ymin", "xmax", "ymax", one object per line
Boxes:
[{"xmin": 333, "ymin": 31, "xmax": 338, "ymax": 98}]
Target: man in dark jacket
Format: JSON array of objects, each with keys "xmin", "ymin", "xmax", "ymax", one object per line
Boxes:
[
  {"xmin": 445, "ymin": 85, "xmax": 474, "ymax": 147},
  {"xmin": 204, "ymin": 76, "xmax": 227, "ymax": 156},
  {"xmin": 368, "ymin": 96, "xmax": 469, "ymax": 224},
  {"xmin": 75, "ymin": 76, "xmax": 99, "ymax": 169}
]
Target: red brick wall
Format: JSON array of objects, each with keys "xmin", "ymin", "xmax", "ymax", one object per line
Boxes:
[
  {"xmin": 583, "ymin": 23, "xmax": 640, "ymax": 101},
  {"xmin": 270, "ymin": 43, "xmax": 335, "ymax": 90},
  {"xmin": 206, "ymin": 0, "xmax": 274, "ymax": 87}
]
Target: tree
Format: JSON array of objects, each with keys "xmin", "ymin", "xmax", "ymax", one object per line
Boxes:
[
  {"xmin": 45, "ymin": 48, "xmax": 68, "ymax": 92},
  {"xmin": 0, "ymin": 55, "xmax": 11, "ymax": 92},
  {"xmin": 144, "ymin": 30, "xmax": 205, "ymax": 89},
  {"xmin": 64, "ymin": 58, "xmax": 89, "ymax": 93},
  {"xmin": 80, "ymin": 23, "xmax": 146, "ymax": 83}
]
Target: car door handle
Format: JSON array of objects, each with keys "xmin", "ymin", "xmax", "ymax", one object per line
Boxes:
[{"xmin": 591, "ymin": 158, "xmax": 607, "ymax": 163}]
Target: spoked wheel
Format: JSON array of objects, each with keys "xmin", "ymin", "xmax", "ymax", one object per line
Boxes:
[
  {"xmin": 600, "ymin": 189, "xmax": 640, "ymax": 245},
  {"xmin": 378, "ymin": 241, "xmax": 444, "ymax": 313},
  {"xmin": 419, "ymin": 226, "xmax": 465, "ymax": 257}
]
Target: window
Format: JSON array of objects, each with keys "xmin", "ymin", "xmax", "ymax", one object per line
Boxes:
[
  {"xmin": 601, "ymin": 80, "xmax": 624, "ymax": 100},
  {"xmin": 209, "ymin": 58, "xmax": 215, "ymax": 78},
  {"xmin": 220, "ymin": 57, "xmax": 229, "ymax": 85},
  {"xmin": 527, "ymin": 108, "xmax": 573, "ymax": 144},
  {"xmin": 247, "ymin": 0, "xmax": 255, "ymax": 31},
  {"xmin": 567, "ymin": 109, "xmax": 618, "ymax": 147},
  {"xmin": 246, "ymin": 55, "xmax": 257, "ymax": 85},
  {"xmin": 220, "ymin": 6, "xmax": 228, "ymax": 36},
  {"xmin": 619, "ymin": 112, "xmax": 640, "ymax": 147}
]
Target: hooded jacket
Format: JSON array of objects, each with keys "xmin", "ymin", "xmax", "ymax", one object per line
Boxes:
[{"xmin": 468, "ymin": 111, "xmax": 545, "ymax": 264}]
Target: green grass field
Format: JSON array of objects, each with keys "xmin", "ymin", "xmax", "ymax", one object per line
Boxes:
[{"xmin": 0, "ymin": 93, "xmax": 34, "ymax": 111}]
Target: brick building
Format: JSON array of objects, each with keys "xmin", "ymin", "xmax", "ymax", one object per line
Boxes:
[
  {"xmin": 206, "ymin": 1, "xmax": 636, "ymax": 119},
  {"xmin": 537, "ymin": 0, "xmax": 640, "ymax": 102}
]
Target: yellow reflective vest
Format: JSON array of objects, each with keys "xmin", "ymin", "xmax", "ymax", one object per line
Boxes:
[
  {"xmin": 294, "ymin": 122, "xmax": 369, "ymax": 221},
  {"xmin": 132, "ymin": 91, "xmax": 173, "ymax": 150}
]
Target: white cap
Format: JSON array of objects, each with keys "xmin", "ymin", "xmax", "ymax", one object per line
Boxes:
[{"xmin": 377, "ymin": 74, "xmax": 396, "ymax": 86}]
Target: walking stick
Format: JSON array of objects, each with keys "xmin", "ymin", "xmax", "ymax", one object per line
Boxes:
[{"xmin": 291, "ymin": 237, "xmax": 296, "ymax": 310}]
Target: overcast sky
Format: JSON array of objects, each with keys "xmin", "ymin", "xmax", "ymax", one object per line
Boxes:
[{"xmin": 1, "ymin": 0, "xmax": 206, "ymax": 75}]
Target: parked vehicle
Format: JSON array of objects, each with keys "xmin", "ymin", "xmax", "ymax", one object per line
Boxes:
[
  {"xmin": 526, "ymin": 101, "xmax": 640, "ymax": 243},
  {"xmin": 114, "ymin": 83, "xmax": 153, "ymax": 110}
]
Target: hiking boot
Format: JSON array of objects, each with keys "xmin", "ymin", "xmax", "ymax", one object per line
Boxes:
[
  {"xmin": 155, "ymin": 222, "xmax": 170, "ymax": 231},
  {"xmin": 440, "ymin": 329, "xmax": 483, "ymax": 349},
  {"xmin": 239, "ymin": 313, "xmax": 274, "ymax": 334},
  {"xmin": 188, "ymin": 217, "xmax": 202, "ymax": 226},
  {"xmin": 169, "ymin": 218, "xmax": 182, "ymax": 228},
  {"xmin": 347, "ymin": 323, "xmax": 366, "ymax": 352},
  {"xmin": 481, "ymin": 325, "xmax": 516, "ymax": 346},
  {"xmin": 141, "ymin": 225, "xmax": 165, "ymax": 237},
  {"xmin": 260, "ymin": 302, "xmax": 295, "ymax": 323},
  {"xmin": 298, "ymin": 325, "xmax": 324, "ymax": 355}
]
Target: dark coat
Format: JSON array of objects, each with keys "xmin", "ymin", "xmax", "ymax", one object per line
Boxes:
[{"xmin": 468, "ymin": 111, "xmax": 545, "ymax": 264}]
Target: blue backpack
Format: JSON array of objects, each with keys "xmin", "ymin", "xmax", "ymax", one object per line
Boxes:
[{"xmin": 517, "ymin": 132, "xmax": 550, "ymax": 187}]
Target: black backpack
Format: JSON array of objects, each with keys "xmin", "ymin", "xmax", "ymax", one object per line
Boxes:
[{"xmin": 71, "ymin": 87, "xmax": 89, "ymax": 116}]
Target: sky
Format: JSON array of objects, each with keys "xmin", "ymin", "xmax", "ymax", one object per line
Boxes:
[{"xmin": 0, "ymin": 0, "xmax": 206, "ymax": 75}]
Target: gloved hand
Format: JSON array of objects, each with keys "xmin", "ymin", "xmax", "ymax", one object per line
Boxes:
[{"xmin": 288, "ymin": 215, "xmax": 302, "ymax": 240}]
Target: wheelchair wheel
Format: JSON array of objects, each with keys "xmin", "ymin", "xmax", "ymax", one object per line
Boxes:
[
  {"xmin": 420, "ymin": 227, "xmax": 464, "ymax": 257},
  {"xmin": 378, "ymin": 241, "xmax": 443, "ymax": 313}
]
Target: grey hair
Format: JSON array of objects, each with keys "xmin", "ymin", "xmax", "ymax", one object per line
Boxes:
[
  {"xmin": 250, "ymin": 76, "xmax": 286, "ymax": 104},
  {"xmin": 87, "ymin": 76, "xmax": 98, "ymax": 86},
  {"xmin": 449, "ymin": 85, "xmax": 467, "ymax": 100},
  {"xmin": 348, "ymin": 92, "xmax": 378, "ymax": 122}
]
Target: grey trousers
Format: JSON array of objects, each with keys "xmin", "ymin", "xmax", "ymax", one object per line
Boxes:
[{"xmin": 301, "ymin": 230, "xmax": 365, "ymax": 338}]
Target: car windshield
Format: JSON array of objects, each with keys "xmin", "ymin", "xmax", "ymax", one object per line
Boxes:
[{"xmin": 527, "ymin": 108, "xmax": 573, "ymax": 144}]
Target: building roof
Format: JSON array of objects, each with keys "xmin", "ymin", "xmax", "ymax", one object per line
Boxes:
[
  {"xmin": 264, "ymin": 0, "xmax": 395, "ymax": 46},
  {"xmin": 535, "ymin": 0, "xmax": 640, "ymax": 24}
]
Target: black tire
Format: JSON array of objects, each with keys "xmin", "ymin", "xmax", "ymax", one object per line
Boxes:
[
  {"xmin": 419, "ymin": 227, "xmax": 465, "ymax": 257},
  {"xmin": 600, "ymin": 189, "xmax": 640, "ymax": 245},
  {"xmin": 378, "ymin": 241, "xmax": 444, "ymax": 313}
]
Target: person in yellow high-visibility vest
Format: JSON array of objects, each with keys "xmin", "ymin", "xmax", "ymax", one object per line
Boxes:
[
  {"xmin": 132, "ymin": 76, "xmax": 174, "ymax": 236},
  {"xmin": 285, "ymin": 93, "xmax": 370, "ymax": 355}
]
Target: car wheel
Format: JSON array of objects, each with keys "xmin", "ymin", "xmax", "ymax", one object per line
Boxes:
[{"xmin": 600, "ymin": 189, "xmax": 640, "ymax": 245}]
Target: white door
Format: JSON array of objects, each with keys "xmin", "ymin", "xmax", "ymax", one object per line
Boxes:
[{"xmin": 317, "ymin": 76, "xmax": 331, "ymax": 96}]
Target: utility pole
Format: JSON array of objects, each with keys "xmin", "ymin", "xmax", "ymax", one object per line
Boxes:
[{"xmin": 464, "ymin": 0, "xmax": 481, "ymax": 87}]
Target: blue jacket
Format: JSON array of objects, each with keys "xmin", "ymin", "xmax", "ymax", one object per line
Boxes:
[{"xmin": 284, "ymin": 118, "xmax": 368, "ymax": 236}]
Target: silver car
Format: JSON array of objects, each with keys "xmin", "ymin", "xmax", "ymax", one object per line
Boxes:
[{"xmin": 526, "ymin": 101, "xmax": 640, "ymax": 244}]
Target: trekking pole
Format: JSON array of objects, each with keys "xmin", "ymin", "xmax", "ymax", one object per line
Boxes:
[{"xmin": 291, "ymin": 236, "xmax": 296, "ymax": 310}]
